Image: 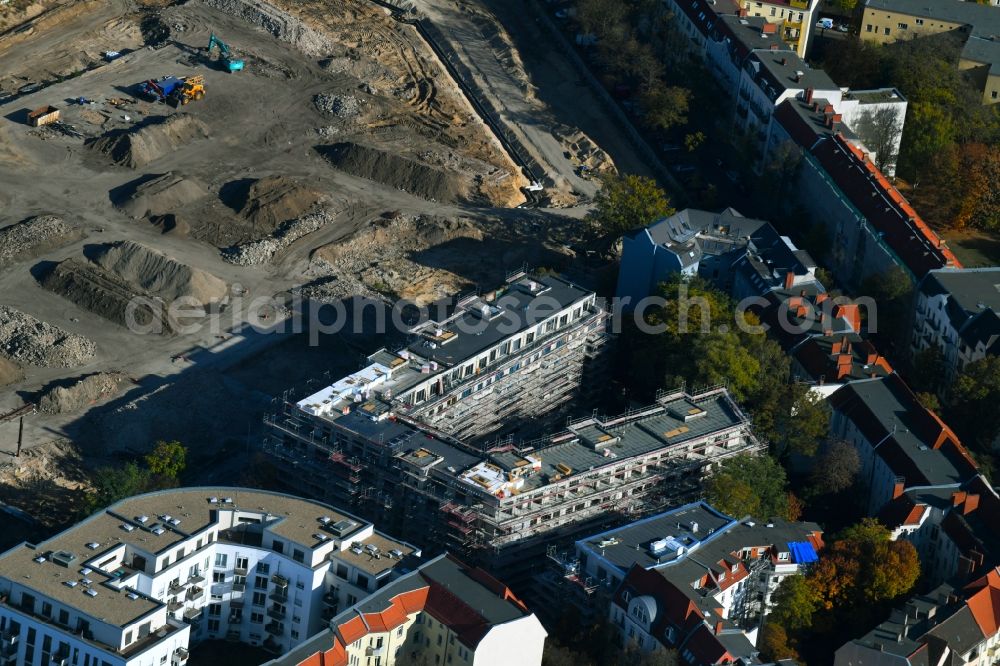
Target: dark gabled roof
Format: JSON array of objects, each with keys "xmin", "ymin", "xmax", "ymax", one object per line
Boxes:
[
  {"xmin": 792, "ymin": 332, "xmax": 892, "ymax": 383},
  {"xmin": 748, "ymin": 50, "xmax": 838, "ymax": 100},
  {"xmin": 806, "ymin": 134, "xmax": 960, "ymax": 278},
  {"xmin": 921, "ymin": 269, "xmax": 1000, "ymax": 351},
  {"xmin": 827, "ymin": 375, "xmax": 978, "ymax": 489}
]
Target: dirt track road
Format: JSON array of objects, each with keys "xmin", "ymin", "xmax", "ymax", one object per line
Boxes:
[{"xmin": 415, "ymin": 0, "xmax": 657, "ymax": 198}]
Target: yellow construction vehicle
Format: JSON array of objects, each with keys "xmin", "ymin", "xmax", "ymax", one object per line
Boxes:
[{"xmin": 171, "ymin": 76, "xmax": 206, "ymax": 105}]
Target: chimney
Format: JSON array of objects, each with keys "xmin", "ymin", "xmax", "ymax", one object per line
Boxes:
[
  {"xmin": 964, "ymin": 494, "xmax": 980, "ymax": 515},
  {"xmin": 805, "ymin": 87, "xmax": 814, "ymax": 104},
  {"xmin": 866, "ymin": 350, "xmax": 878, "ymax": 364},
  {"xmin": 784, "ymin": 272, "xmax": 795, "ymax": 289},
  {"xmin": 781, "ymin": 57, "xmax": 788, "ymax": 66},
  {"xmin": 826, "ymin": 114, "xmax": 835, "ymax": 129},
  {"xmin": 832, "ymin": 113, "xmax": 843, "ymax": 125},
  {"xmin": 824, "ymin": 103, "xmax": 834, "ymax": 114},
  {"xmin": 892, "ymin": 479, "xmax": 905, "ymax": 500},
  {"xmin": 769, "ymin": 43, "xmax": 780, "ymax": 50},
  {"xmin": 816, "ymin": 293, "xmax": 829, "ymax": 305},
  {"xmin": 715, "ymin": 621, "xmax": 724, "ymax": 635},
  {"xmin": 952, "ymin": 491, "xmax": 967, "ymax": 507},
  {"xmin": 831, "ymin": 338, "xmax": 842, "ymax": 355}
]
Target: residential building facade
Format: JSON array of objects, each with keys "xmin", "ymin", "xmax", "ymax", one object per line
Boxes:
[
  {"xmin": 0, "ymin": 488, "xmax": 420, "ymax": 666},
  {"xmin": 266, "ymin": 554, "xmax": 546, "ymax": 666},
  {"xmin": 912, "ymin": 268, "xmax": 1000, "ymax": 384}
]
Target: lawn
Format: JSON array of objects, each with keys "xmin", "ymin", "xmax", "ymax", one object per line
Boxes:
[{"xmin": 939, "ymin": 228, "xmax": 1000, "ymax": 268}]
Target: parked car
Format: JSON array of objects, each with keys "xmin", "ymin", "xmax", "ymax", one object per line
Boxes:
[
  {"xmin": 816, "ymin": 18, "xmax": 834, "ymax": 29},
  {"xmin": 837, "ymin": 24, "xmax": 850, "ymax": 32}
]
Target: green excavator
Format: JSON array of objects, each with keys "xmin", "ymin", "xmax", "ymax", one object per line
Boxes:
[{"xmin": 207, "ymin": 33, "xmax": 244, "ymax": 73}]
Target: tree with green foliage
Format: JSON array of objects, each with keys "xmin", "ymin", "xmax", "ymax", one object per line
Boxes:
[
  {"xmin": 145, "ymin": 440, "xmax": 187, "ymax": 482},
  {"xmin": 773, "ymin": 385, "xmax": 830, "ymax": 457},
  {"xmin": 640, "ymin": 85, "xmax": 691, "ymax": 131},
  {"xmin": 691, "ymin": 332, "xmax": 760, "ymax": 402},
  {"xmin": 948, "ymin": 356, "xmax": 1000, "ymax": 449},
  {"xmin": 86, "ymin": 463, "xmax": 151, "ymax": 515},
  {"xmin": 590, "ymin": 173, "xmax": 674, "ymax": 236},
  {"xmin": 770, "ymin": 575, "xmax": 820, "ymax": 631},
  {"xmin": 705, "ymin": 454, "xmax": 792, "ymax": 520}
]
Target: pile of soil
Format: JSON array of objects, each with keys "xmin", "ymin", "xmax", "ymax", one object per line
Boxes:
[
  {"xmin": 235, "ymin": 176, "xmax": 325, "ymax": 230},
  {"xmin": 149, "ymin": 214, "xmax": 190, "ymax": 237},
  {"xmin": 0, "ymin": 215, "xmax": 81, "ymax": 270},
  {"xmin": 0, "ymin": 305, "xmax": 97, "ymax": 367},
  {"xmin": 87, "ymin": 114, "xmax": 210, "ymax": 169},
  {"xmin": 91, "ymin": 241, "xmax": 228, "ymax": 306},
  {"xmin": 318, "ymin": 142, "xmax": 467, "ymax": 203},
  {"xmin": 39, "ymin": 259, "xmax": 176, "ymax": 335},
  {"xmin": 117, "ymin": 172, "xmax": 208, "ymax": 219},
  {"xmin": 0, "ymin": 357, "xmax": 24, "ymax": 387},
  {"xmin": 37, "ymin": 372, "xmax": 133, "ymax": 415}
]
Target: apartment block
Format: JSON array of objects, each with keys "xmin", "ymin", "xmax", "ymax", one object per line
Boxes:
[
  {"xmin": 738, "ymin": 0, "xmax": 819, "ymax": 57},
  {"xmin": 541, "ymin": 503, "xmax": 822, "ymax": 663},
  {"xmin": 0, "ymin": 488, "xmax": 419, "ymax": 666},
  {"xmin": 827, "ymin": 374, "xmax": 979, "ymax": 515},
  {"xmin": 616, "ymin": 207, "xmax": 817, "ymax": 304},
  {"xmin": 835, "ymin": 567, "xmax": 1000, "ymax": 665},
  {"xmin": 267, "ymin": 554, "xmax": 546, "ymax": 666},
  {"xmin": 790, "ymin": 332, "xmax": 892, "ymax": 397},
  {"xmin": 880, "ymin": 474, "xmax": 1000, "ymax": 588},
  {"xmin": 912, "ymin": 268, "xmax": 1000, "ymax": 384},
  {"xmin": 265, "ymin": 384, "xmax": 762, "ymax": 585},
  {"xmin": 293, "ymin": 272, "xmax": 608, "ymax": 444},
  {"xmin": 860, "ymin": 0, "xmax": 1000, "ymax": 104}
]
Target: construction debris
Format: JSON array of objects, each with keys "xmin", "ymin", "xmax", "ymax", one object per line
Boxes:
[
  {"xmin": 0, "ymin": 215, "xmax": 81, "ymax": 270},
  {"xmin": 223, "ymin": 209, "xmax": 337, "ymax": 265},
  {"xmin": 37, "ymin": 372, "xmax": 133, "ymax": 415},
  {"xmin": 86, "ymin": 114, "xmax": 210, "ymax": 168},
  {"xmin": 0, "ymin": 306, "xmax": 96, "ymax": 368}
]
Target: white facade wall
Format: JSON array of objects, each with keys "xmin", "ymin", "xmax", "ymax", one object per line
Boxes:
[{"xmin": 472, "ymin": 616, "xmax": 547, "ymax": 666}]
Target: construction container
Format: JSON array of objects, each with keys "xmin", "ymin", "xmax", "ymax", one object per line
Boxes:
[{"xmin": 27, "ymin": 105, "xmax": 59, "ymax": 127}]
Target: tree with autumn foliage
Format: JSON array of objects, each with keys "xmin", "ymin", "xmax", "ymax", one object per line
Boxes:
[
  {"xmin": 589, "ymin": 173, "xmax": 674, "ymax": 236},
  {"xmin": 758, "ymin": 624, "xmax": 801, "ymax": 663},
  {"xmin": 810, "ymin": 519, "xmax": 920, "ymax": 611}
]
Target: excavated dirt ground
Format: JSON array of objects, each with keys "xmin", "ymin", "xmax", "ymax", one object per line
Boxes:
[{"xmin": 0, "ymin": 0, "xmax": 622, "ymax": 520}]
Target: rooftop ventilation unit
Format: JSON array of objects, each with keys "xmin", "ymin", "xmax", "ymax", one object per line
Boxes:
[
  {"xmin": 319, "ymin": 516, "xmax": 332, "ymax": 524},
  {"xmin": 64, "ymin": 581, "xmax": 78, "ymax": 588},
  {"xmin": 151, "ymin": 527, "xmax": 166, "ymax": 536},
  {"xmin": 389, "ymin": 549, "xmax": 403, "ymax": 559},
  {"xmin": 121, "ymin": 524, "xmax": 135, "ymax": 532},
  {"xmin": 127, "ymin": 592, "xmax": 139, "ymax": 600},
  {"xmin": 223, "ymin": 498, "xmax": 233, "ymax": 504},
  {"xmin": 33, "ymin": 555, "xmax": 46, "ymax": 563},
  {"xmin": 86, "ymin": 542, "xmax": 100, "ymax": 550},
  {"xmin": 169, "ymin": 518, "xmax": 181, "ymax": 526},
  {"xmin": 208, "ymin": 497, "xmax": 219, "ymax": 504},
  {"xmin": 136, "ymin": 515, "xmax": 149, "ymax": 524},
  {"xmin": 350, "ymin": 543, "xmax": 364, "ymax": 555},
  {"xmin": 328, "ymin": 519, "xmax": 357, "ymax": 537},
  {"xmin": 160, "ymin": 515, "xmax": 172, "ymax": 522},
  {"xmin": 81, "ymin": 578, "xmax": 93, "ymax": 586},
  {"xmin": 314, "ymin": 534, "xmax": 329, "ymax": 542},
  {"xmin": 84, "ymin": 589, "xmax": 98, "ymax": 598},
  {"xmin": 80, "ymin": 568, "xmax": 92, "ymax": 576},
  {"xmin": 51, "ymin": 551, "xmax": 77, "ymax": 568}
]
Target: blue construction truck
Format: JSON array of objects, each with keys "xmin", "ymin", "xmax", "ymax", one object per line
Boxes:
[{"xmin": 140, "ymin": 76, "xmax": 184, "ymax": 102}]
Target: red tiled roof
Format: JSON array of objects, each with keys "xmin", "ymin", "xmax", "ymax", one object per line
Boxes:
[
  {"xmin": 964, "ymin": 568, "xmax": 1000, "ymax": 638},
  {"xmin": 811, "ymin": 135, "xmax": 961, "ymax": 278}
]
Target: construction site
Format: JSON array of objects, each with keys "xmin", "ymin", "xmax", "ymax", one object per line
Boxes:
[{"xmin": 0, "ymin": 0, "xmax": 652, "ymax": 536}]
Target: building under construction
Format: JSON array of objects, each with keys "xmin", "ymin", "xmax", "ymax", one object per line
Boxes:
[
  {"xmin": 286, "ymin": 272, "xmax": 610, "ymax": 444},
  {"xmin": 265, "ymin": 378, "xmax": 762, "ymax": 583}
]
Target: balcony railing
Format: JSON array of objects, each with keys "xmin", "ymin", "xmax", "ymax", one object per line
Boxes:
[
  {"xmin": 264, "ymin": 621, "xmax": 284, "ymax": 636},
  {"xmin": 267, "ymin": 606, "xmax": 287, "ymax": 620}
]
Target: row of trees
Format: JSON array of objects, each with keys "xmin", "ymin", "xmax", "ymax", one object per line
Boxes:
[
  {"xmin": 760, "ymin": 519, "xmax": 921, "ymax": 661},
  {"xmin": 818, "ymin": 35, "xmax": 1000, "ymax": 231}
]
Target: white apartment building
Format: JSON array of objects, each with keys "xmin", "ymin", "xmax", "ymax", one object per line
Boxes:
[
  {"xmin": 912, "ymin": 268, "xmax": 1000, "ymax": 385},
  {"xmin": 0, "ymin": 488, "xmax": 419, "ymax": 666}
]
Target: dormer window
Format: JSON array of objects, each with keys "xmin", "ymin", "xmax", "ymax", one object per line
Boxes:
[{"xmin": 778, "ymin": 551, "xmax": 789, "ymax": 561}]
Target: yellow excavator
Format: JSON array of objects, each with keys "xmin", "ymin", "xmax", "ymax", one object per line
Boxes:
[{"xmin": 172, "ymin": 76, "xmax": 205, "ymax": 105}]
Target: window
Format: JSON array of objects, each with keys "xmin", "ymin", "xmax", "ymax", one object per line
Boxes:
[
  {"xmin": 897, "ymin": 22, "xmax": 907, "ymax": 29},
  {"xmin": 915, "ymin": 17, "xmax": 924, "ymax": 25},
  {"xmin": 124, "ymin": 631, "xmax": 133, "ymax": 645},
  {"xmin": 42, "ymin": 601, "xmax": 52, "ymax": 617},
  {"xmin": 866, "ymin": 24, "xmax": 873, "ymax": 32},
  {"xmin": 208, "ymin": 604, "xmax": 222, "ymax": 617},
  {"xmin": 251, "ymin": 612, "xmax": 264, "ymax": 623},
  {"xmin": 213, "ymin": 572, "xmax": 225, "ymax": 583},
  {"xmin": 993, "ymin": 91, "xmax": 998, "ymax": 100},
  {"xmin": 291, "ymin": 630, "xmax": 299, "ymax": 639},
  {"xmin": 272, "ymin": 540, "xmax": 284, "ymax": 554},
  {"xmin": 769, "ymin": 7, "xmax": 775, "ymax": 15},
  {"xmin": 884, "ymin": 27, "xmax": 890, "ymax": 35},
  {"xmin": 236, "ymin": 556, "xmax": 249, "ymax": 570},
  {"xmin": 252, "ymin": 592, "xmax": 266, "ymax": 606},
  {"xmin": 296, "ymin": 580, "xmax": 305, "ymax": 590},
  {"xmin": 356, "ymin": 573, "xmax": 370, "ymax": 590},
  {"xmin": 208, "ymin": 619, "xmax": 220, "ymax": 632},
  {"xmin": 292, "ymin": 549, "xmax": 305, "ymax": 563},
  {"xmin": 256, "ymin": 562, "xmax": 270, "ymax": 575},
  {"xmin": 214, "ymin": 554, "xmax": 228, "ymax": 568},
  {"xmin": 255, "ymin": 576, "xmax": 268, "ymax": 589}
]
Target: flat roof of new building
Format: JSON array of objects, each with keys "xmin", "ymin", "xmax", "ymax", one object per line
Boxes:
[
  {"xmin": 0, "ymin": 488, "xmax": 409, "ymax": 628},
  {"xmin": 483, "ymin": 390, "xmax": 751, "ymax": 493},
  {"xmin": 406, "ymin": 275, "xmax": 593, "ymax": 367}
]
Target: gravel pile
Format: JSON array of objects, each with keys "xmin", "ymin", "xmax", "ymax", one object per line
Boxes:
[
  {"xmin": 200, "ymin": 0, "xmax": 333, "ymax": 56},
  {"xmin": 313, "ymin": 93, "xmax": 360, "ymax": 118},
  {"xmin": 0, "ymin": 215, "xmax": 79, "ymax": 269},
  {"xmin": 0, "ymin": 306, "xmax": 96, "ymax": 368},
  {"xmin": 223, "ymin": 209, "xmax": 336, "ymax": 266}
]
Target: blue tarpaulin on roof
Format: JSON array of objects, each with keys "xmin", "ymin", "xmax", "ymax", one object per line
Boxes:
[{"xmin": 788, "ymin": 541, "xmax": 819, "ymax": 564}]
